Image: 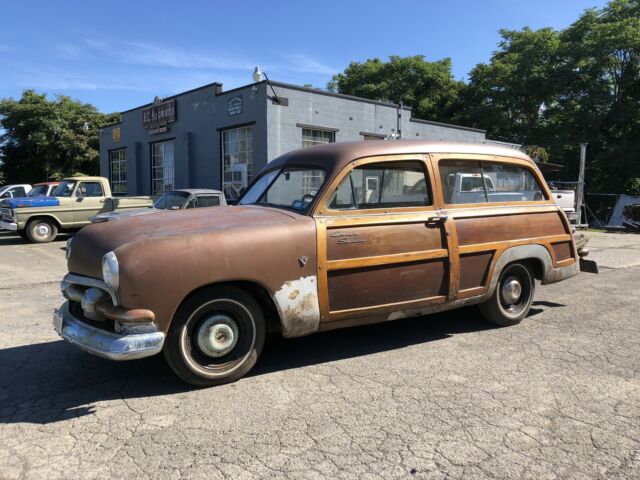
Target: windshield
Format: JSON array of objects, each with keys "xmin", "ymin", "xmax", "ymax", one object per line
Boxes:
[
  {"xmin": 239, "ymin": 167, "xmax": 326, "ymax": 212},
  {"xmin": 153, "ymin": 191, "xmax": 189, "ymax": 210},
  {"xmin": 28, "ymin": 185, "xmax": 49, "ymax": 197},
  {"xmin": 52, "ymin": 181, "xmax": 76, "ymax": 197}
]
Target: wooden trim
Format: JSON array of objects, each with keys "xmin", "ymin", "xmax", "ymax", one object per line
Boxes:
[
  {"xmin": 327, "ymin": 249, "xmax": 448, "ymax": 271},
  {"xmin": 445, "ymin": 218, "xmax": 460, "ymax": 301},
  {"xmin": 458, "ymin": 234, "xmax": 572, "ymax": 254},
  {"xmin": 457, "ymin": 286, "xmax": 486, "ymax": 299},
  {"xmin": 555, "ymin": 258, "xmax": 575, "ymax": 268},
  {"xmin": 329, "ymin": 295, "xmax": 447, "ymax": 321},
  {"xmin": 316, "ymin": 219, "xmax": 330, "ymax": 321}
]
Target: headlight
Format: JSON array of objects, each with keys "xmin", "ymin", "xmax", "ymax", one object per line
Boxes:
[
  {"xmin": 66, "ymin": 237, "xmax": 73, "ymax": 259},
  {"xmin": 102, "ymin": 251, "xmax": 119, "ymax": 292}
]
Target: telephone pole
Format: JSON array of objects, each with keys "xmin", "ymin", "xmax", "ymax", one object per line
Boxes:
[{"xmin": 576, "ymin": 143, "xmax": 587, "ymax": 227}]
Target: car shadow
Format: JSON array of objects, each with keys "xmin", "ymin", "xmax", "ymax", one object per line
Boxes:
[{"xmin": 0, "ymin": 307, "xmax": 494, "ymax": 425}]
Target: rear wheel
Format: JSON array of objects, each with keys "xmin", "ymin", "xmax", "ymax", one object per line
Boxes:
[
  {"xmin": 479, "ymin": 262, "xmax": 535, "ymax": 326},
  {"xmin": 163, "ymin": 286, "xmax": 266, "ymax": 387},
  {"xmin": 26, "ymin": 218, "xmax": 58, "ymax": 243}
]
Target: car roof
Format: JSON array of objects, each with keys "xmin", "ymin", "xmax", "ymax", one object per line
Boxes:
[
  {"xmin": 267, "ymin": 140, "xmax": 533, "ymax": 179},
  {"xmin": 169, "ymin": 189, "xmax": 223, "ymax": 195},
  {"xmin": 34, "ymin": 182, "xmax": 61, "ymax": 186},
  {"xmin": 64, "ymin": 176, "xmax": 104, "ymax": 181}
]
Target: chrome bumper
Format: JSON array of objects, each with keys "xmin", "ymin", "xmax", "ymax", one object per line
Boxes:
[
  {"xmin": 53, "ymin": 301, "xmax": 165, "ymax": 361},
  {"xmin": 0, "ymin": 220, "xmax": 17, "ymax": 231}
]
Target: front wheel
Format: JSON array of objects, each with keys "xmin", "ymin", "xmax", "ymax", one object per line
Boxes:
[
  {"xmin": 26, "ymin": 218, "xmax": 58, "ymax": 243},
  {"xmin": 163, "ymin": 286, "xmax": 266, "ymax": 387},
  {"xmin": 479, "ymin": 262, "xmax": 535, "ymax": 327}
]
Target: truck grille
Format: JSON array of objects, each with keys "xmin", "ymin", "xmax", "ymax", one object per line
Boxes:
[{"xmin": 0, "ymin": 208, "xmax": 13, "ymax": 222}]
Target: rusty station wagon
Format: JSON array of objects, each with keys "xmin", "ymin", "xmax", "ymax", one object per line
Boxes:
[{"xmin": 55, "ymin": 141, "xmax": 589, "ymax": 386}]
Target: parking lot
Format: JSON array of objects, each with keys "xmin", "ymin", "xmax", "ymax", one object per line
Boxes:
[{"xmin": 0, "ymin": 230, "xmax": 639, "ymax": 479}]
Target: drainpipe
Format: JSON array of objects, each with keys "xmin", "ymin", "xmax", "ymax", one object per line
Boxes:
[
  {"xmin": 576, "ymin": 143, "xmax": 587, "ymax": 227},
  {"xmin": 397, "ymin": 101, "xmax": 403, "ymax": 139}
]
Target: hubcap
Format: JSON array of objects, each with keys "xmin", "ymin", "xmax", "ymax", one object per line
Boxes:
[
  {"xmin": 196, "ymin": 315, "xmax": 239, "ymax": 358},
  {"xmin": 35, "ymin": 224, "xmax": 50, "ymax": 238},
  {"xmin": 501, "ymin": 276, "xmax": 522, "ymax": 305}
]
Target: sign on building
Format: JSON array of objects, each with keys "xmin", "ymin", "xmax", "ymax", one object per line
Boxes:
[
  {"xmin": 228, "ymin": 96, "xmax": 243, "ymax": 116},
  {"xmin": 143, "ymin": 98, "xmax": 176, "ymax": 134}
]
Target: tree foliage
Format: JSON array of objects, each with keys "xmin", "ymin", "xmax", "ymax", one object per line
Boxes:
[
  {"xmin": 328, "ymin": 55, "xmax": 463, "ymax": 122},
  {"xmin": 329, "ymin": 0, "xmax": 640, "ymax": 194},
  {"xmin": 0, "ymin": 90, "xmax": 119, "ymax": 184}
]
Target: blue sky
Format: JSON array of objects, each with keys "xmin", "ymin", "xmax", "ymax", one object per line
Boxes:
[{"xmin": 1, "ymin": 0, "xmax": 609, "ymax": 113}]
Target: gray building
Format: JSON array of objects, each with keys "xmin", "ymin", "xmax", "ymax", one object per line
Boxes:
[{"xmin": 99, "ymin": 79, "xmax": 488, "ymax": 200}]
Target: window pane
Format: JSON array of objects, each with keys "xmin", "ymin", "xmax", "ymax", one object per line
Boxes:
[
  {"xmin": 222, "ymin": 126, "xmax": 253, "ymax": 201},
  {"xmin": 438, "ymin": 160, "xmax": 487, "ymax": 204},
  {"xmin": 150, "ymin": 141, "xmax": 175, "ymax": 195},
  {"xmin": 109, "ymin": 149, "xmax": 127, "ymax": 194},
  {"xmin": 301, "ymin": 128, "xmax": 335, "ymax": 148},
  {"xmin": 481, "ymin": 162, "xmax": 546, "ymax": 202},
  {"xmin": 328, "ymin": 161, "xmax": 430, "ymax": 210},
  {"xmin": 260, "ymin": 168, "xmax": 326, "ymax": 210}
]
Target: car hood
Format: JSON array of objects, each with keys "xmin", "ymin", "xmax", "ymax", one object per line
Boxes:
[
  {"xmin": 1, "ymin": 196, "xmax": 60, "ymax": 208},
  {"xmin": 68, "ymin": 205, "xmax": 305, "ymax": 279}
]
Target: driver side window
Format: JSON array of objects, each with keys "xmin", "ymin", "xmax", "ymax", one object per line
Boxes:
[{"xmin": 328, "ymin": 161, "xmax": 431, "ymax": 210}]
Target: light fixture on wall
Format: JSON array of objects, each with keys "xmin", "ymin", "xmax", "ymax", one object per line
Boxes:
[{"xmin": 252, "ymin": 66, "xmax": 281, "ymax": 105}]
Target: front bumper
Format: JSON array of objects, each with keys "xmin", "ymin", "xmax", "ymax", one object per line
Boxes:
[
  {"xmin": 53, "ymin": 301, "xmax": 165, "ymax": 361},
  {"xmin": 0, "ymin": 220, "xmax": 17, "ymax": 231}
]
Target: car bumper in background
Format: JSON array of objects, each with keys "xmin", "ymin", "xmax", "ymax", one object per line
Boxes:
[{"xmin": 0, "ymin": 221, "xmax": 17, "ymax": 231}]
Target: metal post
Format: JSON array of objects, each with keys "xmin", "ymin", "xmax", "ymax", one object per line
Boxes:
[{"xmin": 576, "ymin": 143, "xmax": 587, "ymax": 227}]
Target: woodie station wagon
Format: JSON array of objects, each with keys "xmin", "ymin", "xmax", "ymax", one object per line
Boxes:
[{"xmin": 55, "ymin": 141, "xmax": 589, "ymax": 386}]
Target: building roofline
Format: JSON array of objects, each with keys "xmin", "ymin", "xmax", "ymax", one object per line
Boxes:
[
  {"xmin": 118, "ymin": 81, "xmax": 224, "ymax": 115},
  {"xmin": 409, "ymin": 117, "xmax": 486, "ymax": 134}
]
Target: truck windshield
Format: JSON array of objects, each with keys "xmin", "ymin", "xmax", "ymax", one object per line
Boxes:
[
  {"xmin": 239, "ymin": 167, "xmax": 326, "ymax": 212},
  {"xmin": 52, "ymin": 181, "xmax": 76, "ymax": 197}
]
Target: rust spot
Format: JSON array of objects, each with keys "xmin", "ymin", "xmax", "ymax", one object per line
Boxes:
[{"xmin": 289, "ymin": 290, "xmax": 300, "ymax": 300}]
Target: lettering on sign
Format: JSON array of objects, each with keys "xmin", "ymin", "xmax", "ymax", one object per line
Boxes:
[
  {"xmin": 143, "ymin": 99, "xmax": 176, "ymax": 131},
  {"xmin": 228, "ymin": 96, "xmax": 242, "ymax": 116}
]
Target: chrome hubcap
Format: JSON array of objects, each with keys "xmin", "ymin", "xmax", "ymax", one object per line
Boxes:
[
  {"xmin": 36, "ymin": 224, "xmax": 50, "ymax": 237},
  {"xmin": 501, "ymin": 276, "xmax": 522, "ymax": 305},
  {"xmin": 196, "ymin": 315, "xmax": 239, "ymax": 358}
]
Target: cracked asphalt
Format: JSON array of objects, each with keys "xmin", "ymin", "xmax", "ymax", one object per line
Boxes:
[{"xmin": 0, "ymin": 230, "xmax": 639, "ymax": 479}]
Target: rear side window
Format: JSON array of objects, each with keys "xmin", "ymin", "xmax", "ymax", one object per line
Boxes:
[
  {"xmin": 328, "ymin": 161, "xmax": 431, "ymax": 210},
  {"xmin": 439, "ymin": 160, "xmax": 546, "ymax": 204},
  {"xmin": 77, "ymin": 182, "xmax": 104, "ymax": 197},
  {"xmin": 195, "ymin": 195, "xmax": 221, "ymax": 208}
]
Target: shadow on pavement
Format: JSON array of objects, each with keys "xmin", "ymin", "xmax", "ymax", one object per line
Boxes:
[{"xmin": 0, "ymin": 307, "xmax": 494, "ymax": 425}]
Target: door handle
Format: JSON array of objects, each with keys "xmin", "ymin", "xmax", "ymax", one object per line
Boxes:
[{"xmin": 427, "ymin": 215, "xmax": 448, "ymax": 223}]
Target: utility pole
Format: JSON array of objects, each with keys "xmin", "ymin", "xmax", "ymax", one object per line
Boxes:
[{"xmin": 576, "ymin": 143, "xmax": 587, "ymax": 227}]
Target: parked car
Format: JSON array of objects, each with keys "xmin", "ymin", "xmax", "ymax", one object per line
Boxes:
[
  {"xmin": 55, "ymin": 141, "xmax": 594, "ymax": 386},
  {"xmin": 0, "ymin": 176, "xmax": 153, "ymax": 243},
  {"xmin": 28, "ymin": 182, "xmax": 61, "ymax": 197},
  {"xmin": 90, "ymin": 189, "xmax": 226, "ymax": 223},
  {"xmin": 0, "ymin": 184, "xmax": 32, "ymax": 199}
]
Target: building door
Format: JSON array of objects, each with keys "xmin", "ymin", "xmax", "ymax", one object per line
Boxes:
[{"xmin": 314, "ymin": 155, "xmax": 454, "ymax": 324}]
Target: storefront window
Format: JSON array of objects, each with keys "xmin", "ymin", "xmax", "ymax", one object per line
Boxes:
[
  {"xmin": 151, "ymin": 141, "xmax": 175, "ymax": 195},
  {"xmin": 109, "ymin": 149, "xmax": 127, "ymax": 195},
  {"xmin": 222, "ymin": 125, "xmax": 254, "ymax": 201}
]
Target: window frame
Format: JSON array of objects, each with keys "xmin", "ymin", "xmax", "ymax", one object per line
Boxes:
[
  {"xmin": 220, "ymin": 123, "xmax": 255, "ymax": 201},
  {"xmin": 301, "ymin": 127, "xmax": 336, "ymax": 148},
  {"xmin": 109, "ymin": 148, "xmax": 127, "ymax": 196},
  {"xmin": 434, "ymin": 155, "xmax": 551, "ymax": 208},
  {"xmin": 150, "ymin": 139, "xmax": 176, "ymax": 196},
  {"xmin": 315, "ymin": 155, "xmax": 435, "ymax": 217}
]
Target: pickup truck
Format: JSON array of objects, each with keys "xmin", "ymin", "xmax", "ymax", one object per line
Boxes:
[{"xmin": 0, "ymin": 176, "xmax": 153, "ymax": 243}]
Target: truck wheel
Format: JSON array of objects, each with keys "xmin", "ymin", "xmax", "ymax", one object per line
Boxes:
[
  {"xmin": 164, "ymin": 286, "xmax": 266, "ymax": 387},
  {"xmin": 26, "ymin": 218, "xmax": 58, "ymax": 243},
  {"xmin": 479, "ymin": 262, "xmax": 535, "ymax": 327}
]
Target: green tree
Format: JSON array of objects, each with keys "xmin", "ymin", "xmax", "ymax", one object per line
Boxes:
[
  {"xmin": 328, "ymin": 55, "xmax": 463, "ymax": 123},
  {"xmin": 0, "ymin": 90, "xmax": 119, "ymax": 184}
]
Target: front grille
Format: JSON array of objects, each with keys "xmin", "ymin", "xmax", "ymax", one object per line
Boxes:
[
  {"xmin": 0, "ymin": 208, "xmax": 12, "ymax": 222},
  {"xmin": 69, "ymin": 300, "xmax": 117, "ymax": 333}
]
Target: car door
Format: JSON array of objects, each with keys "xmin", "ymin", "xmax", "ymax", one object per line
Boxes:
[
  {"xmin": 313, "ymin": 154, "xmax": 458, "ymax": 326},
  {"xmin": 73, "ymin": 181, "xmax": 106, "ymax": 225}
]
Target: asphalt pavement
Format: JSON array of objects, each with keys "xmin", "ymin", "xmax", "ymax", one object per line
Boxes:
[{"xmin": 0, "ymin": 230, "xmax": 639, "ymax": 479}]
